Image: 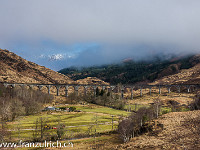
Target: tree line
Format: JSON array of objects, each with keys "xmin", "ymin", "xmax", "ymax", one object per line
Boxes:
[{"xmin": 0, "ymin": 84, "xmax": 53, "ymax": 141}]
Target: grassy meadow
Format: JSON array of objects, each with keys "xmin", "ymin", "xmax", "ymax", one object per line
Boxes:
[
  {"xmin": 7, "ymin": 104, "xmax": 130, "ymax": 142},
  {"xmin": 3, "ymin": 88, "xmax": 195, "ymax": 150}
]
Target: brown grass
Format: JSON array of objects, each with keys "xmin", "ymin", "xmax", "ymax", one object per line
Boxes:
[{"xmin": 115, "ymin": 110, "xmax": 200, "ymax": 150}]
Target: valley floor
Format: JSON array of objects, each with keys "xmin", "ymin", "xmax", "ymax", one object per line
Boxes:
[
  {"xmin": 4, "ymin": 91, "xmax": 198, "ymax": 150},
  {"xmin": 14, "ymin": 110, "xmax": 200, "ymax": 150}
]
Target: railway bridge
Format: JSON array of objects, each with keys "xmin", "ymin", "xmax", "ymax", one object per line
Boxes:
[{"xmin": 1, "ymin": 82, "xmax": 199, "ymax": 99}]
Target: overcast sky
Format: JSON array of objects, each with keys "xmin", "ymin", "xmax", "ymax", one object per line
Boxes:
[{"xmin": 0, "ymin": 0, "xmax": 200, "ymax": 70}]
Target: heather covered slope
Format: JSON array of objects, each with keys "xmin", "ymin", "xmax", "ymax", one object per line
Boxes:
[
  {"xmin": 152, "ymin": 55, "xmax": 200, "ymax": 85},
  {"xmin": 0, "ymin": 49, "xmax": 74, "ymax": 84},
  {"xmin": 115, "ymin": 110, "xmax": 200, "ymax": 150}
]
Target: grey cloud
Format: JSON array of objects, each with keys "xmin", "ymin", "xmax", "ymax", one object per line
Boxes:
[{"xmin": 0, "ymin": 0, "xmax": 200, "ymax": 69}]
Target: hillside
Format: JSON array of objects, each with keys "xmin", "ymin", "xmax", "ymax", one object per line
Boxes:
[
  {"xmin": 115, "ymin": 110, "xmax": 200, "ymax": 150},
  {"xmin": 59, "ymin": 54, "xmax": 199, "ymax": 84},
  {"xmin": 0, "ymin": 49, "xmax": 74, "ymax": 84},
  {"xmin": 1, "ymin": 48, "xmax": 200, "ymax": 86},
  {"xmin": 76, "ymin": 77, "xmax": 109, "ymax": 85},
  {"xmin": 151, "ymin": 55, "xmax": 200, "ymax": 85}
]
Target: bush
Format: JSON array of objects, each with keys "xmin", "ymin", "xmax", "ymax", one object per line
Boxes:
[
  {"xmin": 162, "ymin": 110, "xmax": 170, "ymax": 115},
  {"xmin": 58, "ymin": 107, "xmax": 66, "ymax": 110},
  {"xmin": 69, "ymin": 107, "xmax": 76, "ymax": 112},
  {"xmin": 56, "ymin": 123, "xmax": 66, "ymax": 139}
]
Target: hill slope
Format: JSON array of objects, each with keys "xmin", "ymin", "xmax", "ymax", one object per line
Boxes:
[
  {"xmin": 152, "ymin": 62, "xmax": 200, "ymax": 85},
  {"xmin": 115, "ymin": 111, "xmax": 200, "ymax": 150},
  {"xmin": 0, "ymin": 49, "xmax": 74, "ymax": 84},
  {"xmin": 59, "ymin": 55, "xmax": 199, "ymax": 84},
  {"xmin": 76, "ymin": 77, "xmax": 109, "ymax": 85}
]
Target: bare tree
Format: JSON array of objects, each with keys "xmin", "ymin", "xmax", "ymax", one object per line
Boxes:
[
  {"xmin": 153, "ymin": 98, "xmax": 162, "ymax": 118},
  {"xmin": 56, "ymin": 122, "xmax": 66, "ymax": 139},
  {"xmin": 118, "ymin": 118, "xmax": 133, "ymax": 143},
  {"xmin": 11, "ymin": 98, "xmax": 25, "ymax": 121},
  {"xmin": 0, "ymin": 98, "xmax": 12, "ymax": 122},
  {"xmin": 32, "ymin": 117, "xmax": 48, "ymax": 141}
]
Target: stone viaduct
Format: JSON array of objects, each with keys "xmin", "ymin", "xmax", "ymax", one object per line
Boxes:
[{"xmin": 1, "ymin": 82, "xmax": 199, "ymax": 99}]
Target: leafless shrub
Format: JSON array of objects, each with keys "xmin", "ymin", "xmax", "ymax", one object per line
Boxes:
[
  {"xmin": 167, "ymin": 100, "xmax": 180, "ymax": 112},
  {"xmin": 190, "ymin": 94, "xmax": 200, "ymax": 110},
  {"xmin": 0, "ymin": 122, "xmax": 11, "ymax": 142}
]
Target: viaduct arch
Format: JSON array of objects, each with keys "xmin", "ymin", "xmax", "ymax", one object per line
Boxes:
[{"xmin": 1, "ymin": 82, "xmax": 199, "ymax": 99}]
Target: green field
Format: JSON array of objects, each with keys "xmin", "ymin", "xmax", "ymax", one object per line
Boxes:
[{"xmin": 8, "ymin": 104, "xmax": 130, "ymax": 141}]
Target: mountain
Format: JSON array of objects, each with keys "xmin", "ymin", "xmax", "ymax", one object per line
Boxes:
[
  {"xmin": 0, "ymin": 49, "xmax": 74, "ymax": 84},
  {"xmin": 3, "ymin": 47, "xmax": 199, "ymax": 85},
  {"xmin": 59, "ymin": 54, "xmax": 198, "ymax": 84}
]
